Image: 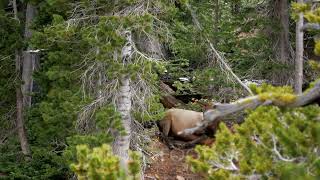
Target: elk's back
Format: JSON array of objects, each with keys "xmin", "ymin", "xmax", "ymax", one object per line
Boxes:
[{"xmin": 165, "ymin": 108, "xmax": 203, "ymax": 136}]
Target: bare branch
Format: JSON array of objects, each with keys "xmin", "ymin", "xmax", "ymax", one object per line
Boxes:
[
  {"xmin": 271, "ymin": 134, "xmax": 296, "ymax": 162},
  {"xmin": 179, "ymin": 80, "xmax": 320, "ymax": 135}
]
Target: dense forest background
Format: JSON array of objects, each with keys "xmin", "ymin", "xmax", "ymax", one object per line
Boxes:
[{"xmin": 1, "ymin": 0, "xmax": 320, "ymax": 179}]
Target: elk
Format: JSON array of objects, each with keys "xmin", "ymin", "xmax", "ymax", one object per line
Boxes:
[{"xmin": 157, "ymin": 100, "xmax": 219, "ymax": 148}]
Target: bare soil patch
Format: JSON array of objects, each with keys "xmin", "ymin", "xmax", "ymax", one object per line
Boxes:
[{"xmin": 144, "ymin": 138, "xmax": 204, "ymax": 180}]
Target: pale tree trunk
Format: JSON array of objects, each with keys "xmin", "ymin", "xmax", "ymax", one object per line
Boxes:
[
  {"xmin": 13, "ymin": 0, "xmax": 31, "ymax": 158},
  {"xmin": 294, "ymin": 0, "xmax": 304, "ymax": 94},
  {"xmin": 113, "ymin": 76, "xmax": 132, "ymax": 168},
  {"xmin": 112, "ymin": 31, "xmax": 133, "ymax": 170},
  {"xmin": 22, "ymin": 3, "xmax": 38, "ymax": 107}
]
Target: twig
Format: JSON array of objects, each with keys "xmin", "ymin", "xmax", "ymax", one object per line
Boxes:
[{"xmin": 271, "ymin": 134, "xmax": 296, "ymax": 162}]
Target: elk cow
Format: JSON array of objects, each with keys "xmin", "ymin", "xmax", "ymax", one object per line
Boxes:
[{"xmin": 157, "ymin": 104, "xmax": 219, "ymax": 148}]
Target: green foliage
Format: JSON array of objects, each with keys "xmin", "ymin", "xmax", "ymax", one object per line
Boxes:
[
  {"xmin": 172, "ymin": 5, "xmax": 320, "ymax": 179},
  {"xmin": 1, "ymin": 0, "xmax": 312, "ymax": 179},
  {"xmin": 161, "ymin": 0, "xmax": 277, "ymax": 101},
  {"xmin": 188, "ymin": 104, "xmax": 320, "ymax": 179},
  {"xmin": 192, "ymin": 68, "xmax": 242, "ymax": 101},
  {"xmin": 309, "ymin": 60, "xmax": 320, "ymax": 72},
  {"xmin": 249, "ymin": 83, "xmax": 297, "ymax": 104},
  {"xmin": 95, "ymin": 105, "xmax": 123, "ymax": 131},
  {"xmin": 291, "ymin": 3, "xmax": 310, "ymax": 14},
  {"xmin": 1, "ymin": 0, "xmax": 167, "ymax": 178},
  {"xmin": 0, "ymin": 11, "xmax": 21, "ymax": 136},
  {"xmin": 70, "ymin": 144, "xmax": 141, "ymax": 180},
  {"xmin": 133, "ymin": 95, "xmax": 165, "ymax": 122}
]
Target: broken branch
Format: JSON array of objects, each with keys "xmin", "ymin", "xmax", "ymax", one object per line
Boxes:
[{"xmin": 179, "ymin": 80, "xmax": 320, "ymax": 135}]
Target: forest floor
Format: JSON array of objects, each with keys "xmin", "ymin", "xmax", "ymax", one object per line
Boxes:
[
  {"xmin": 143, "ymin": 138, "xmax": 204, "ymax": 180},
  {"xmin": 143, "ymin": 121, "xmax": 235, "ymax": 180}
]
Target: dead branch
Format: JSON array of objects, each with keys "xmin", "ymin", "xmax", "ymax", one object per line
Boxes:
[
  {"xmin": 159, "ymin": 81, "xmax": 184, "ymax": 108},
  {"xmin": 179, "ymin": 80, "xmax": 320, "ymax": 135},
  {"xmin": 185, "ymin": 3, "xmax": 253, "ymax": 95}
]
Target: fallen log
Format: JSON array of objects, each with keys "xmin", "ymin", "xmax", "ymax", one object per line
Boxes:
[
  {"xmin": 179, "ymin": 80, "xmax": 320, "ymax": 136},
  {"xmin": 159, "ymin": 81, "xmax": 184, "ymax": 108}
]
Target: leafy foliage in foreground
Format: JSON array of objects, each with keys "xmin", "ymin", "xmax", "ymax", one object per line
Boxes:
[
  {"xmin": 70, "ymin": 144, "xmax": 141, "ymax": 180},
  {"xmin": 188, "ymin": 92, "xmax": 320, "ymax": 179}
]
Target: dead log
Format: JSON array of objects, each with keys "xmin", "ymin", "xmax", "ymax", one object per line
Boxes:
[
  {"xmin": 159, "ymin": 81, "xmax": 184, "ymax": 108},
  {"xmin": 179, "ymin": 80, "xmax": 320, "ymax": 136}
]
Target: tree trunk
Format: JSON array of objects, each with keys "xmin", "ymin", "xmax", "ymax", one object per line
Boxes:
[
  {"xmin": 273, "ymin": 0, "xmax": 291, "ymax": 85},
  {"xmin": 15, "ymin": 51, "xmax": 31, "ymax": 158},
  {"xmin": 294, "ymin": 0, "xmax": 304, "ymax": 94},
  {"xmin": 22, "ymin": 3, "xmax": 38, "ymax": 107},
  {"xmin": 13, "ymin": 0, "xmax": 31, "ymax": 159},
  {"xmin": 277, "ymin": 0, "xmax": 290, "ymax": 64},
  {"xmin": 159, "ymin": 81, "xmax": 184, "ymax": 108},
  {"xmin": 112, "ymin": 76, "xmax": 132, "ymax": 169},
  {"xmin": 112, "ymin": 31, "xmax": 133, "ymax": 170}
]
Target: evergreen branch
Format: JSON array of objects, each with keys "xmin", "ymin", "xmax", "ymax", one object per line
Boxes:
[{"xmin": 185, "ymin": 3, "xmax": 253, "ymax": 95}]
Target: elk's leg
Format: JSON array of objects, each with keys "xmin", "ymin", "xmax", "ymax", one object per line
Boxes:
[
  {"xmin": 157, "ymin": 131, "xmax": 175, "ymax": 149},
  {"xmin": 179, "ymin": 134, "xmax": 201, "ymax": 141},
  {"xmin": 205, "ymin": 119, "xmax": 221, "ymax": 136},
  {"xmin": 182, "ymin": 135, "xmax": 208, "ymax": 148}
]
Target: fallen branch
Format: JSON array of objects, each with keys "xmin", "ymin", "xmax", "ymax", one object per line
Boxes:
[
  {"xmin": 179, "ymin": 80, "xmax": 320, "ymax": 135},
  {"xmin": 159, "ymin": 81, "xmax": 184, "ymax": 108},
  {"xmin": 271, "ymin": 134, "xmax": 296, "ymax": 162},
  {"xmin": 185, "ymin": 3, "xmax": 253, "ymax": 95}
]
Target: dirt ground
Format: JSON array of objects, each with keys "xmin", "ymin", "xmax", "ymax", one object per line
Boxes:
[{"xmin": 143, "ymin": 138, "xmax": 204, "ymax": 180}]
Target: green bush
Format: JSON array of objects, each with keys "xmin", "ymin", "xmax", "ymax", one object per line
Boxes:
[
  {"xmin": 70, "ymin": 144, "xmax": 141, "ymax": 180},
  {"xmin": 187, "ymin": 104, "xmax": 320, "ymax": 179}
]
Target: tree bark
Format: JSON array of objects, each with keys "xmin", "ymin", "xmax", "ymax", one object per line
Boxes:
[
  {"xmin": 159, "ymin": 81, "xmax": 184, "ymax": 108},
  {"xmin": 13, "ymin": 0, "xmax": 31, "ymax": 159},
  {"xmin": 22, "ymin": 3, "xmax": 38, "ymax": 107},
  {"xmin": 179, "ymin": 79, "xmax": 320, "ymax": 136},
  {"xmin": 276, "ymin": 0, "xmax": 290, "ymax": 64},
  {"xmin": 112, "ymin": 76, "xmax": 132, "ymax": 169},
  {"xmin": 294, "ymin": 0, "xmax": 304, "ymax": 94},
  {"xmin": 15, "ymin": 51, "xmax": 31, "ymax": 158},
  {"xmin": 273, "ymin": 0, "xmax": 291, "ymax": 85},
  {"xmin": 112, "ymin": 31, "xmax": 133, "ymax": 170}
]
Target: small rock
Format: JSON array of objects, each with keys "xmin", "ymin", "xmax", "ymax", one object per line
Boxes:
[{"xmin": 176, "ymin": 175, "xmax": 185, "ymax": 180}]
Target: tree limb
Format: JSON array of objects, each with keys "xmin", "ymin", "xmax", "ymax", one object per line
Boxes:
[
  {"xmin": 159, "ymin": 81, "xmax": 184, "ymax": 108},
  {"xmin": 179, "ymin": 80, "xmax": 320, "ymax": 135}
]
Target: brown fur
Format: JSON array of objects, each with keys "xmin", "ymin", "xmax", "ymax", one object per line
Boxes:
[{"xmin": 158, "ymin": 108, "xmax": 219, "ymax": 142}]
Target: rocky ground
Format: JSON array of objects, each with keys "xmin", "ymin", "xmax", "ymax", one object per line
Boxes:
[{"xmin": 143, "ymin": 138, "xmax": 204, "ymax": 180}]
